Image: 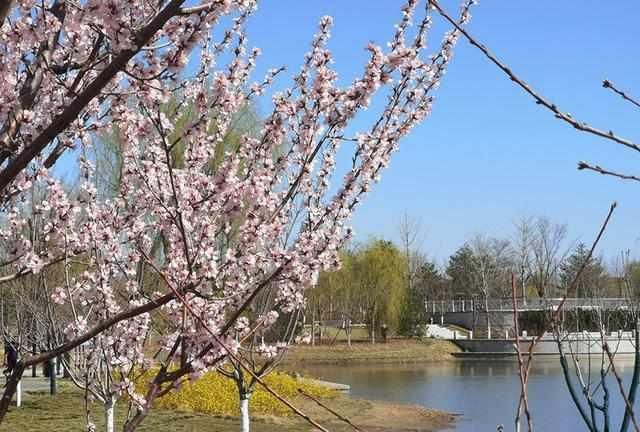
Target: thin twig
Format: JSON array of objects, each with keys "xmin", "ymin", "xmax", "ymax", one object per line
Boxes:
[
  {"xmin": 577, "ymin": 162, "xmax": 640, "ymax": 183},
  {"xmin": 604, "ymin": 344, "xmax": 640, "ymax": 432},
  {"xmin": 511, "ymin": 273, "xmax": 533, "ymax": 432},
  {"xmin": 429, "ymin": 0, "xmax": 640, "ymax": 155},
  {"xmin": 603, "ymin": 80, "xmax": 640, "ymax": 110}
]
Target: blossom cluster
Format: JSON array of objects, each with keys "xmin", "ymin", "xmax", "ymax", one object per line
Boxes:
[{"xmin": 0, "ymin": 0, "xmax": 476, "ymax": 424}]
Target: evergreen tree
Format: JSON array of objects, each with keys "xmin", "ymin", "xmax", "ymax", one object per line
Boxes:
[
  {"xmin": 399, "ymin": 260, "xmax": 445, "ymax": 335},
  {"xmin": 446, "ymin": 245, "xmax": 479, "ymax": 298},
  {"xmin": 560, "ymin": 243, "xmax": 607, "ymax": 297}
]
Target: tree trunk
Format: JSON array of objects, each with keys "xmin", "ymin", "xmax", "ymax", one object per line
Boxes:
[
  {"xmin": 240, "ymin": 395, "xmax": 251, "ymax": 432},
  {"xmin": 15, "ymin": 380, "xmax": 21, "ymax": 408},
  {"xmin": 105, "ymin": 396, "xmax": 115, "ymax": 432},
  {"xmin": 49, "ymin": 358, "xmax": 57, "ymax": 395},
  {"xmin": 31, "ymin": 345, "xmax": 37, "ymax": 378},
  {"xmin": 520, "ymin": 270, "xmax": 527, "ymax": 306},
  {"xmin": 0, "ymin": 363, "xmax": 25, "ymax": 422},
  {"xmin": 483, "ymin": 294, "xmax": 491, "ymax": 340},
  {"xmin": 311, "ymin": 304, "xmax": 316, "ymax": 346},
  {"xmin": 371, "ymin": 311, "xmax": 376, "ymax": 344}
]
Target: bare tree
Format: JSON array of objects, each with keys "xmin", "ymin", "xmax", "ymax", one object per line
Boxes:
[
  {"xmin": 398, "ymin": 212, "xmax": 424, "ymax": 294},
  {"xmin": 512, "ymin": 216, "xmax": 535, "ymax": 303},
  {"xmin": 529, "ymin": 217, "xmax": 570, "ymax": 298},
  {"xmin": 470, "ymin": 235, "xmax": 512, "ymax": 338}
]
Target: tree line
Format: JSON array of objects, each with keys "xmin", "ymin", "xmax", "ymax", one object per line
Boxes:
[{"xmin": 308, "ymin": 215, "xmax": 640, "ymax": 338}]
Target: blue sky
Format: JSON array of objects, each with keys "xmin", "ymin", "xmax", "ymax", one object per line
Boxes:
[{"xmin": 243, "ymin": 1, "xmax": 640, "ymax": 266}]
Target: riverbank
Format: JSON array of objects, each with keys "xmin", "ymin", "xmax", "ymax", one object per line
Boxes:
[
  {"xmin": 0, "ymin": 385, "xmax": 455, "ymax": 432},
  {"xmin": 284, "ymin": 338, "xmax": 460, "ymax": 365}
]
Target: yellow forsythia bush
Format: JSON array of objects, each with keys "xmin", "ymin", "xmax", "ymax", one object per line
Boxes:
[{"xmin": 139, "ymin": 370, "xmax": 335, "ymax": 416}]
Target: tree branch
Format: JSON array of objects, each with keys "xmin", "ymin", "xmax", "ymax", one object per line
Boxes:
[
  {"xmin": 603, "ymin": 80, "xmax": 640, "ymax": 110},
  {"xmin": 0, "ymin": 293, "xmax": 175, "ymax": 423},
  {"xmin": 577, "ymin": 161, "xmax": 640, "ymax": 183},
  {"xmin": 429, "ymin": 0, "xmax": 640, "ymax": 155},
  {"xmin": 0, "ymin": 0, "xmax": 187, "ymax": 195}
]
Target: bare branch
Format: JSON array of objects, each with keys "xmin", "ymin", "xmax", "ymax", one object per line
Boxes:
[
  {"xmin": 577, "ymin": 161, "xmax": 640, "ymax": 183},
  {"xmin": 604, "ymin": 344, "xmax": 640, "ymax": 432},
  {"xmin": 603, "ymin": 79, "xmax": 640, "ymax": 110},
  {"xmin": 0, "ymin": 293, "xmax": 175, "ymax": 422},
  {"xmin": 511, "ymin": 273, "xmax": 533, "ymax": 431},
  {"xmin": 429, "ymin": 0, "xmax": 640, "ymax": 155}
]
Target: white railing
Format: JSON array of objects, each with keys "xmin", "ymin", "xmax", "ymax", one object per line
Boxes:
[{"xmin": 425, "ymin": 298, "xmax": 633, "ymax": 314}]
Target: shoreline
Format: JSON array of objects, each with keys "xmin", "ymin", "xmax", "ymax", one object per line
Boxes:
[{"xmin": 252, "ymin": 393, "xmax": 457, "ymax": 432}]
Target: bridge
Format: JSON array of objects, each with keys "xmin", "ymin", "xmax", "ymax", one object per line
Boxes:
[{"xmin": 425, "ymin": 297, "xmax": 633, "ymax": 340}]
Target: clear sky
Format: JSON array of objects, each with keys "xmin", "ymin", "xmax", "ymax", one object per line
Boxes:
[{"xmin": 243, "ymin": 1, "xmax": 640, "ymax": 266}]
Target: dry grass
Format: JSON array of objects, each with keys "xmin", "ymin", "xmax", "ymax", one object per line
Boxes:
[{"xmin": 284, "ymin": 338, "xmax": 459, "ymax": 365}]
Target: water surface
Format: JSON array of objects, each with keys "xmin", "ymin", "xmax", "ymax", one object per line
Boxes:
[{"xmin": 299, "ymin": 358, "xmax": 640, "ymax": 431}]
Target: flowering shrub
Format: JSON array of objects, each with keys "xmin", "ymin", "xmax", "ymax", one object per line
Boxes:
[{"xmin": 142, "ymin": 371, "xmax": 335, "ymax": 416}]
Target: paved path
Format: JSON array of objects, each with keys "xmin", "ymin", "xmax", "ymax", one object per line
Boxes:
[
  {"xmin": 17, "ymin": 377, "xmax": 53, "ymax": 392},
  {"xmin": 2, "ymin": 374, "xmax": 63, "ymax": 393}
]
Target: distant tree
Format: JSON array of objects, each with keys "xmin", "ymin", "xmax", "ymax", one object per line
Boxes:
[
  {"xmin": 470, "ymin": 235, "xmax": 512, "ymax": 337},
  {"xmin": 446, "ymin": 245, "xmax": 479, "ymax": 298},
  {"xmin": 399, "ymin": 259, "xmax": 445, "ymax": 335},
  {"xmin": 470, "ymin": 235, "xmax": 512, "ymax": 300},
  {"xmin": 308, "ymin": 249, "xmax": 356, "ymax": 343},
  {"xmin": 353, "ymin": 240, "xmax": 406, "ymax": 343},
  {"xmin": 630, "ymin": 262, "xmax": 640, "ymax": 296},
  {"xmin": 512, "ymin": 216, "xmax": 536, "ymax": 300},
  {"xmin": 618, "ymin": 258, "xmax": 640, "ymax": 300},
  {"xmin": 398, "ymin": 213, "xmax": 424, "ymax": 296},
  {"xmin": 529, "ymin": 217, "xmax": 570, "ymax": 297},
  {"xmin": 560, "ymin": 243, "xmax": 607, "ymax": 298}
]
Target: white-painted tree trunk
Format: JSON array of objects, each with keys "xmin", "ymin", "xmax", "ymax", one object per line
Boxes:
[
  {"xmin": 240, "ymin": 397, "xmax": 250, "ymax": 432},
  {"xmin": 15, "ymin": 380, "xmax": 21, "ymax": 407},
  {"xmin": 105, "ymin": 396, "xmax": 115, "ymax": 432}
]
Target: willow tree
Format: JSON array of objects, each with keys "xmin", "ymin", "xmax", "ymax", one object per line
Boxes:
[{"xmin": 354, "ymin": 240, "xmax": 406, "ymax": 343}]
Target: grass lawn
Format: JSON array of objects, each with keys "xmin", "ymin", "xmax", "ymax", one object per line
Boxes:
[
  {"xmin": 0, "ymin": 384, "xmax": 454, "ymax": 432},
  {"xmin": 314, "ymin": 326, "xmax": 370, "ymax": 342}
]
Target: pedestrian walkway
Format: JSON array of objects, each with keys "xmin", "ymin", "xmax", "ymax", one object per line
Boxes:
[{"xmin": 14, "ymin": 377, "xmax": 52, "ymax": 392}]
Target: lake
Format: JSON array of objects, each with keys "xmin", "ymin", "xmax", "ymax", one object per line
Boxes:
[{"xmin": 299, "ymin": 358, "xmax": 640, "ymax": 431}]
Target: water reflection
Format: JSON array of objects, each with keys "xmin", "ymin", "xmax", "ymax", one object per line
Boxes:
[{"xmin": 297, "ymin": 358, "xmax": 639, "ymax": 431}]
